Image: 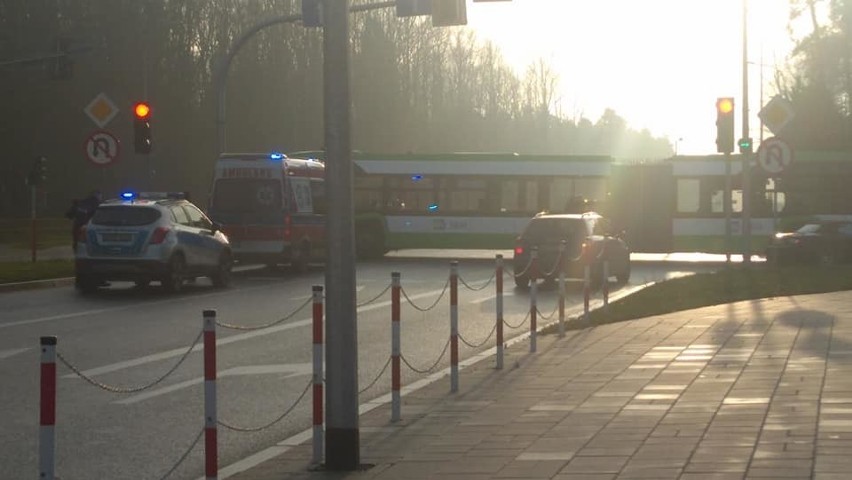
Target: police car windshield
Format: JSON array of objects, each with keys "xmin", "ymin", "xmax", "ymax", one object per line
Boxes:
[{"xmin": 91, "ymin": 206, "xmax": 161, "ymax": 226}]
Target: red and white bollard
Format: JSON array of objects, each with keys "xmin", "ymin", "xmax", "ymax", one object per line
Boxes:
[
  {"xmin": 583, "ymin": 265, "xmax": 591, "ymax": 322},
  {"xmin": 312, "ymin": 286, "xmax": 324, "ymax": 463},
  {"xmin": 558, "ymin": 241, "xmax": 566, "ymax": 338},
  {"xmin": 602, "ymin": 260, "xmax": 610, "ymax": 313},
  {"xmin": 530, "ymin": 248, "xmax": 538, "ymax": 353},
  {"xmin": 39, "ymin": 336, "xmax": 57, "ymax": 480},
  {"xmin": 450, "ymin": 261, "xmax": 459, "ymax": 393},
  {"xmin": 391, "ymin": 273, "xmax": 401, "ymax": 421},
  {"xmin": 203, "ymin": 310, "xmax": 218, "ymax": 480},
  {"xmin": 495, "ymin": 255, "xmax": 504, "ymax": 370}
]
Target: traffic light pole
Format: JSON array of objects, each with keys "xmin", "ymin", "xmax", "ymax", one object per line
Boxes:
[
  {"xmin": 741, "ymin": 0, "xmax": 752, "ymax": 265},
  {"xmin": 725, "ymin": 153, "xmax": 731, "ymax": 264},
  {"xmin": 323, "ymin": 0, "xmax": 360, "ymax": 470}
]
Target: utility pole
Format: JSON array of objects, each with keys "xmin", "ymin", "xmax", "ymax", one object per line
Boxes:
[
  {"xmin": 741, "ymin": 0, "xmax": 752, "ymax": 265},
  {"xmin": 323, "ymin": 0, "xmax": 360, "ymax": 470}
]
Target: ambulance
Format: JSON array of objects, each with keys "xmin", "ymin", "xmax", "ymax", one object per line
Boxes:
[{"xmin": 208, "ymin": 153, "xmax": 325, "ymax": 270}]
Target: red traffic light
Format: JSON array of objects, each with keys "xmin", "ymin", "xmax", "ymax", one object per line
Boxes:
[{"xmin": 133, "ymin": 102, "xmax": 151, "ymax": 119}]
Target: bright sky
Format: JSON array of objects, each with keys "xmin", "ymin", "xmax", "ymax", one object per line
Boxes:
[{"xmin": 466, "ymin": 0, "xmax": 807, "ymax": 156}]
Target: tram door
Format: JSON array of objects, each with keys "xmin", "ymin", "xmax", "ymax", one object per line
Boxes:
[{"xmin": 609, "ymin": 163, "xmax": 674, "ymax": 253}]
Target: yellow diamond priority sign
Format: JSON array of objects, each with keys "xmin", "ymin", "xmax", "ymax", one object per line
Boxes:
[
  {"xmin": 84, "ymin": 93, "xmax": 119, "ymax": 129},
  {"xmin": 758, "ymin": 95, "xmax": 795, "ymax": 135}
]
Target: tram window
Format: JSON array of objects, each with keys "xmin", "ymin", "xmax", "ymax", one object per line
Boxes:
[
  {"xmin": 447, "ymin": 179, "xmax": 487, "ymax": 212},
  {"xmin": 550, "ymin": 178, "xmax": 575, "ymax": 212},
  {"xmin": 500, "ymin": 179, "xmax": 538, "ymax": 213},
  {"xmin": 764, "ymin": 178, "xmax": 786, "ymax": 213},
  {"xmin": 710, "ymin": 188, "xmax": 743, "ymax": 213},
  {"xmin": 677, "ymin": 179, "xmax": 700, "ymax": 213}
]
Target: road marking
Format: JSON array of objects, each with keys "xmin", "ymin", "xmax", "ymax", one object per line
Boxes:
[
  {"xmin": 0, "ymin": 284, "xmax": 270, "ymax": 330},
  {"xmin": 61, "ymin": 286, "xmax": 450, "ymax": 379},
  {"xmin": 114, "ymin": 363, "xmax": 311, "ymax": 405},
  {"xmin": 470, "ymin": 292, "xmax": 516, "ymax": 305},
  {"xmin": 0, "ymin": 347, "xmax": 30, "ymax": 360}
]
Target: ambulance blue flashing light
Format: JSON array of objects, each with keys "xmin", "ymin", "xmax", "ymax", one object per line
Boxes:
[{"xmin": 269, "ymin": 152, "xmax": 285, "ymax": 161}]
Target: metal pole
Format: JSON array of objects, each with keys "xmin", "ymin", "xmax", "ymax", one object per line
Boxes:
[
  {"xmin": 495, "ymin": 255, "xmax": 504, "ymax": 369},
  {"xmin": 391, "ymin": 273, "xmax": 401, "ymax": 421},
  {"xmin": 742, "ymin": 0, "xmax": 752, "ymax": 265},
  {"xmin": 39, "ymin": 336, "xmax": 57, "ymax": 480},
  {"xmin": 725, "ymin": 152, "xmax": 732, "ymax": 264},
  {"xmin": 203, "ymin": 310, "xmax": 218, "ymax": 480},
  {"xmin": 312, "ymin": 286, "xmax": 324, "ymax": 463},
  {"xmin": 323, "ymin": 0, "xmax": 359, "ymax": 470},
  {"xmin": 558, "ymin": 241, "xmax": 566, "ymax": 338},
  {"xmin": 450, "ymin": 261, "xmax": 459, "ymax": 393},
  {"xmin": 30, "ymin": 185, "xmax": 37, "ymax": 263},
  {"xmin": 529, "ymin": 249, "xmax": 538, "ymax": 353}
]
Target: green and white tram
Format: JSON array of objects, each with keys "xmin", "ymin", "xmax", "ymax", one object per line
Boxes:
[{"xmin": 289, "ymin": 150, "xmax": 852, "ymax": 256}]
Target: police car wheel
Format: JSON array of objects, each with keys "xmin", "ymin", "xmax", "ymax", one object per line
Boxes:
[{"xmin": 162, "ymin": 255, "xmax": 186, "ymax": 293}]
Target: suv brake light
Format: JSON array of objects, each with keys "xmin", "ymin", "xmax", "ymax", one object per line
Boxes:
[
  {"xmin": 149, "ymin": 227, "xmax": 170, "ymax": 244},
  {"xmin": 514, "ymin": 246, "xmax": 524, "ymax": 255}
]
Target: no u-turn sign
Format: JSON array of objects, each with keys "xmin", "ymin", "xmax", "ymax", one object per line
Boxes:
[
  {"xmin": 756, "ymin": 137, "xmax": 793, "ymax": 175},
  {"xmin": 84, "ymin": 130, "xmax": 121, "ymax": 167}
]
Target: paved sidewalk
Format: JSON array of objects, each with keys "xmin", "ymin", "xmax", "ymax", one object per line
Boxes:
[{"xmin": 232, "ymin": 290, "xmax": 852, "ymax": 480}]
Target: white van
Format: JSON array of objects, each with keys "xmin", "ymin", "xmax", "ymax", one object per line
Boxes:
[{"xmin": 208, "ymin": 153, "xmax": 326, "ymax": 270}]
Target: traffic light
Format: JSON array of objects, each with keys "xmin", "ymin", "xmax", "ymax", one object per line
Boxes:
[
  {"xmin": 28, "ymin": 156, "xmax": 47, "ymax": 186},
  {"xmin": 716, "ymin": 97, "xmax": 734, "ymax": 154},
  {"xmin": 133, "ymin": 102, "xmax": 152, "ymax": 154},
  {"xmin": 302, "ymin": 0, "xmax": 323, "ymax": 27},
  {"xmin": 738, "ymin": 137, "xmax": 753, "ymax": 154},
  {"xmin": 432, "ymin": 0, "xmax": 467, "ymax": 26}
]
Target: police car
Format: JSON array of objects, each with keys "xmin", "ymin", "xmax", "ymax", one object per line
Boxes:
[{"xmin": 74, "ymin": 192, "xmax": 233, "ymax": 294}]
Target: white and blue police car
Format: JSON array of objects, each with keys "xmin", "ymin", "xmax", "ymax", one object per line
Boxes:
[{"xmin": 74, "ymin": 191, "xmax": 232, "ymax": 294}]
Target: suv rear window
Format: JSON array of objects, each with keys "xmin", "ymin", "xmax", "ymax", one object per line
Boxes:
[
  {"xmin": 91, "ymin": 206, "xmax": 161, "ymax": 226},
  {"xmin": 524, "ymin": 218, "xmax": 584, "ymax": 239}
]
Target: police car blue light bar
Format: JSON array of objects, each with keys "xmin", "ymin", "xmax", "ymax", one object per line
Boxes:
[
  {"xmin": 121, "ymin": 191, "xmax": 136, "ymax": 200},
  {"xmin": 269, "ymin": 152, "xmax": 285, "ymax": 160}
]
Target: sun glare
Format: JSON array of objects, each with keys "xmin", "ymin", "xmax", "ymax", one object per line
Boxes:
[{"xmin": 467, "ymin": 0, "xmax": 799, "ymax": 156}]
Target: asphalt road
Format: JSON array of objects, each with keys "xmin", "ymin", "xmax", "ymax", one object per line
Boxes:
[{"xmin": 0, "ymin": 253, "xmax": 721, "ymax": 480}]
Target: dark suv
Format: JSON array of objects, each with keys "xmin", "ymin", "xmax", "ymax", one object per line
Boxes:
[{"xmin": 512, "ymin": 212, "xmax": 630, "ymax": 288}]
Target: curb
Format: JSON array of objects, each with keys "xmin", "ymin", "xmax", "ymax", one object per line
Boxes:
[
  {"xmin": 0, "ymin": 264, "xmax": 266, "ymax": 294},
  {"xmin": 0, "ymin": 276, "xmax": 76, "ymax": 293}
]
